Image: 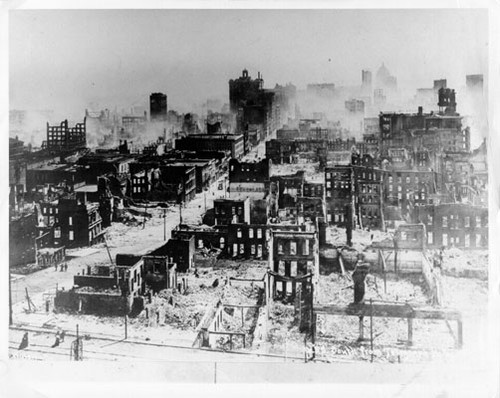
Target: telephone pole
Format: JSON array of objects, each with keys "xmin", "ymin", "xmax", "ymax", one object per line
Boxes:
[{"xmin": 163, "ymin": 208, "xmax": 167, "ymax": 240}]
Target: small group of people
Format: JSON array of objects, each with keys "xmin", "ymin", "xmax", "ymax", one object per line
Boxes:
[
  {"xmin": 18, "ymin": 330, "xmax": 67, "ymax": 350},
  {"xmin": 55, "ymin": 262, "xmax": 68, "ymax": 272},
  {"xmin": 433, "ymin": 247, "xmax": 445, "ymax": 270},
  {"xmin": 51, "ymin": 330, "xmax": 66, "ymax": 348}
]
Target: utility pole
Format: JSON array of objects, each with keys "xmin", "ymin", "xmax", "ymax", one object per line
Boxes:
[
  {"xmin": 103, "ymin": 234, "xmax": 114, "ymax": 266},
  {"xmin": 204, "ymin": 190, "xmax": 207, "ymax": 213},
  {"xmin": 370, "ymin": 299, "xmax": 374, "ymax": 363},
  {"xmin": 9, "ymin": 266, "xmax": 13, "ymax": 325},
  {"xmin": 163, "ymin": 208, "xmax": 167, "ymax": 240}
]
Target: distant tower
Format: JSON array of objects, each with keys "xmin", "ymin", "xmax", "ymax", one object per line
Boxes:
[
  {"xmin": 438, "ymin": 88, "xmax": 457, "ymax": 115},
  {"xmin": 361, "ymin": 70, "xmax": 372, "ymax": 94},
  {"xmin": 150, "ymin": 93, "xmax": 168, "ymax": 122},
  {"xmin": 466, "ymin": 74, "xmax": 484, "ymax": 95},
  {"xmin": 433, "ymin": 79, "xmax": 447, "ymax": 91}
]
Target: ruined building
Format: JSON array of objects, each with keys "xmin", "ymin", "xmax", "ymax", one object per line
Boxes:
[
  {"xmin": 379, "ymin": 89, "xmax": 470, "ymax": 158},
  {"xmin": 150, "ymin": 92, "xmax": 168, "ymax": 122},
  {"xmin": 267, "ymin": 229, "xmax": 319, "ymax": 302},
  {"xmin": 325, "ymin": 164, "xmax": 384, "ymax": 230},
  {"xmin": 229, "ymin": 69, "xmax": 281, "ymax": 139},
  {"xmin": 43, "ymin": 118, "xmax": 87, "ymax": 153},
  {"xmin": 412, "ymin": 203, "xmax": 488, "ymax": 249}
]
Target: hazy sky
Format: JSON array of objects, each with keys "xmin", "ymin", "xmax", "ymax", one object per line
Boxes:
[{"xmin": 9, "ymin": 9, "xmax": 488, "ymax": 117}]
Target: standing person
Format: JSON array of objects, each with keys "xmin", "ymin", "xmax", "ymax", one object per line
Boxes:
[
  {"xmin": 64, "ymin": 262, "xmax": 68, "ymax": 272},
  {"xmin": 51, "ymin": 332, "xmax": 60, "ymax": 348},
  {"xmin": 54, "ymin": 263, "xmax": 58, "ymax": 272},
  {"xmin": 59, "ymin": 330, "xmax": 65, "ymax": 342},
  {"xmin": 18, "ymin": 332, "xmax": 29, "ymax": 350}
]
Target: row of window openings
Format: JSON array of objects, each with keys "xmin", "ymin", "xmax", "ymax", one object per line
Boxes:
[
  {"xmin": 439, "ymin": 215, "xmax": 485, "ymax": 228},
  {"xmin": 277, "ymin": 241, "xmax": 310, "ymax": 256},
  {"xmin": 232, "ymin": 244, "xmax": 264, "ymax": 256},
  {"xmin": 427, "ymin": 232, "xmax": 484, "ymax": 247},
  {"xmin": 326, "ymin": 213, "xmax": 345, "ymax": 223},
  {"xmin": 276, "ymin": 260, "xmax": 313, "ymax": 276},
  {"xmin": 326, "ymin": 181, "xmax": 349, "ymax": 189},
  {"xmin": 388, "ymin": 176, "xmax": 426, "ymax": 184},
  {"xmin": 43, "ymin": 207, "xmax": 58, "ymax": 215},
  {"xmin": 326, "ymin": 172, "xmax": 377, "ymax": 180},
  {"xmin": 236, "ymin": 228, "xmax": 263, "ymax": 239},
  {"xmin": 54, "ymin": 224, "xmax": 101, "ymax": 241},
  {"xmin": 215, "ymin": 206, "xmax": 243, "ymax": 215}
]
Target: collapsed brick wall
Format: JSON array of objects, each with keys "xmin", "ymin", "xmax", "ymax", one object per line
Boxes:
[{"xmin": 54, "ymin": 289, "xmax": 131, "ymax": 316}]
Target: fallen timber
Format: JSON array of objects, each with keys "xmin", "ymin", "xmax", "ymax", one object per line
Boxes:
[{"xmin": 314, "ymin": 301, "xmax": 463, "ymax": 348}]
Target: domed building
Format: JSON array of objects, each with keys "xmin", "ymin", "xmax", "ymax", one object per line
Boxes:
[{"xmin": 375, "ymin": 63, "xmax": 397, "ymax": 91}]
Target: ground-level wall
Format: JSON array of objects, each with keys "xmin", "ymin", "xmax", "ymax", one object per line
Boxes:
[{"xmin": 54, "ymin": 288, "xmax": 135, "ymax": 316}]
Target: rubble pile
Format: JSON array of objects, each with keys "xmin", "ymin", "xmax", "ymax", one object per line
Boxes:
[
  {"xmin": 224, "ymin": 284, "xmax": 261, "ymax": 306},
  {"xmin": 440, "ymin": 248, "xmax": 488, "ymax": 280},
  {"xmin": 316, "ymin": 271, "xmax": 428, "ymax": 306}
]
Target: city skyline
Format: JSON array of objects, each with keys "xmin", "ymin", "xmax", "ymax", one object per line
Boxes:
[{"xmin": 10, "ymin": 9, "xmax": 487, "ymax": 116}]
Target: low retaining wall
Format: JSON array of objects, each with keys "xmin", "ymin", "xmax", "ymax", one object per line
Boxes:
[{"xmin": 54, "ymin": 288, "xmax": 132, "ymax": 316}]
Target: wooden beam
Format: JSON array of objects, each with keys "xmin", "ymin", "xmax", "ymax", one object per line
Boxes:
[
  {"xmin": 315, "ymin": 303, "xmax": 462, "ymax": 321},
  {"xmin": 222, "ymin": 304, "xmax": 260, "ymax": 309},
  {"xmin": 408, "ymin": 318, "xmax": 413, "ymax": 345},
  {"xmin": 208, "ymin": 331, "xmax": 246, "ymax": 337},
  {"xmin": 229, "ymin": 277, "xmax": 265, "ymax": 283},
  {"xmin": 339, "ymin": 255, "xmax": 346, "ymax": 276}
]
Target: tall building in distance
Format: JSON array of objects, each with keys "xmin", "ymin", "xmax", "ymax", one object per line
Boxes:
[
  {"xmin": 375, "ymin": 63, "xmax": 397, "ymax": 93},
  {"xmin": 228, "ymin": 69, "xmax": 282, "ymax": 140},
  {"xmin": 150, "ymin": 92, "xmax": 168, "ymax": 122},
  {"xmin": 361, "ymin": 69, "xmax": 372, "ymax": 95},
  {"xmin": 433, "ymin": 79, "xmax": 447, "ymax": 91},
  {"xmin": 466, "ymin": 74, "xmax": 484, "ymax": 94}
]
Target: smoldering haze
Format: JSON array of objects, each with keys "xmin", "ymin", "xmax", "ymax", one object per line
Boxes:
[{"xmin": 9, "ymin": 9, "xmax": 488, "ymax": 147}]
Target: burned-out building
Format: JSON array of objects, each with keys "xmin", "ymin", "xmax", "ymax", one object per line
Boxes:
[
  {"xmin": 26, "ymin": 163, "xmax": 85, "ymax": 192},
  {"xmin": 324, "ymin": 166, "xmax": 354, "ymax": 227},
  {"xmin": 150, "ymin": 92, "xmax": 168, "ymax": 122},
  {"xmin": 295, "ymin": 196, "xmax": 325, "ymax": 223},
  {"xmin": 77, "ymin": 152, "xmax": 134, "ymax": 184},
  {"xmin": 379, "ymin": 89, "xmax": 470, "ymax": 159},
  {"xmin": 214, "ymin": 198, "xmax": 251, "ymax": 226},
  {"xmin": 382, "ymin": 169, "xmax": 442, "ymax": 218},
  {"xmin": 53, "ymin": 198, "xmax": 105, "ymax": 248},
  {"xmin": 228, "ymin": 158, "xmax": 270, "ymax": 200},
  {"xmin": 302, "ymin": 182, "xmax": 324, "ymax": 199},
  {"xmin": 229, "ymin": 69, "xmax": 282, "ymax": 138},
  {"xmin": 325, "ymin": 164, "xmax": 384, "ymax": 229},
  {"xmin": 266, "ymin": 139, "xmax": 295, "ymax": 164},
  {"xmin": 267, "ymin": 230, "xmax": 319, "ymax": 299},
  {"xmin": 171, "ymin": 224, "xmax": 227, "ymax": 252},
  {"xmin": 9, "ymin": 138, "xmax": 28, "ymax": 209},
  {"xmin": 142, "ymin": 254, "xmax": 177, "ymax": 293},
  {"xmin": 122, "ymin": 113, "xmax": 147, "ymax": 135},
  {"xmin": 164, "ymin": 236, "xmax": 195, "ymax": 273},
  {"xmin": 55, "ymin": 261, "xmax": 143, "ymax": 317},
  {"xmin": 226, "ymin": 224, "xmax": 268, "ymax": 259},
  {"xmin": 164, "ymin": 159, "xmax": 216, "ymax": 194},
  {"xmin": 175, "ymin": 134, "xmax": 245, "ymax": 159},
  {"xmin": 43, "ymin": 118, "xmax": 87, "ymax": 153},
  {"xmin": 159, "ymin": 164, "xmax": 197, "ymax": 203},
  {"xmin": 9, "ymin": 212, "xmax": 38, "ymax": 266},
  {"xmin": 412, "ymin": 203, "xmax": 488, "ymax": 249}
]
